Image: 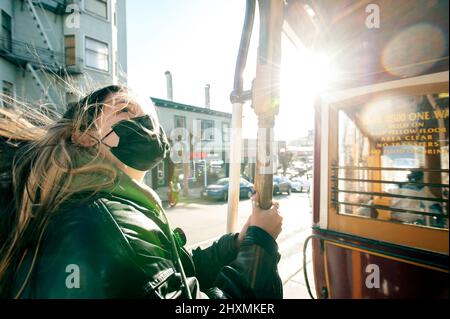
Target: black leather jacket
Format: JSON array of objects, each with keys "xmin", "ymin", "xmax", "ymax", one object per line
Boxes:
[{"xmin": 10, "ymin": 178, "xmax": 283, "ymax": 299}]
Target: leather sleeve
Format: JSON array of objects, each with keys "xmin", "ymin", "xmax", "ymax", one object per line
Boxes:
[
  {"xmin": 190, "ymin": 233, "xmax": 239, "ymax": 289},
  {"xmin": 207, "ymin": 226, "xmax": 283, "ymax": 299},
  {"xmin": 191, "ymin": 228, "xmax": 283, "ymax": 299}
]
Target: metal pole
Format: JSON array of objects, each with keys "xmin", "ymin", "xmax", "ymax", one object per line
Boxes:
[
  {"xmin": 204, "ymin": 159, "xmax": 207, "ymax": 188},
  {"xmin": 165, "ymin": 71, "xmax": 173, "ymax": 101},
  {"xmin": 253, "ymin": 0, "xmax": 283, "ymax": 209},
  {"xmin": 205, "ymin": 84, "xmax": 211, "ymax": 109},
  {"xmin": 227, "ymin": 102, "xmax": 244, "ymax": 233},
  {"xmin": 255, "ymin": 116, "xmax": 275, "ymax": 209},
  {"xmin": 226, "ymin": 0, "xmax": 256, "ymax": 233}
]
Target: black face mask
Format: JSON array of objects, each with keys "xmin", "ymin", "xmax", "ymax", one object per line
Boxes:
[{"xmin": 102, "ymin": 115, "xmax": 170, "ymax": 171}]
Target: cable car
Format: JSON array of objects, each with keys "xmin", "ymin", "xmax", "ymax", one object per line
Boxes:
[
  {"xmin": 227, "ymin": 0, "xmax": 448, "ymax": 299},
  {"xmin": 282, "ymin": 0, "xmax": 449, "ymax": 298}
]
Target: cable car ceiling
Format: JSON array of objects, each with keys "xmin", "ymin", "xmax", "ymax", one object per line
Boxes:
[{"xmin": 284, "ymin": 0, "xmax": 449, "ymax": 90}]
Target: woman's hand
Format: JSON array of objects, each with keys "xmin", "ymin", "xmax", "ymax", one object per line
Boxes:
[
  {"xmin": 237, "ymin": 193, "xmax": 283, "ymax": 245},
  {"xmin": 249, "ymin": 193, "xmax": 283, "ymax": 240}
]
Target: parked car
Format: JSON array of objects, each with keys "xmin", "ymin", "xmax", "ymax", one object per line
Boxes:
[
  {"xmin": 290, "ymin": 177, "xmax": 311, "ymax": 193},
  {"xmin": 273, "ymin": 176, "xmax": 291, "ymax": 195},
  {"xmin": 201, "ymin": 178, "xmax": 255, "ymax": 201}
]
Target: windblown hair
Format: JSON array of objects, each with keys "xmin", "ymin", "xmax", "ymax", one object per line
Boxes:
[{"xmin": 0, "ymin": 85, "xmax": 129, "ymax": 297}]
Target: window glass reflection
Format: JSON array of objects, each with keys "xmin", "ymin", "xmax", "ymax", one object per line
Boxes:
[{"xmin": 336, "ymin": 93, "xmax": 449, "ymax": 229}]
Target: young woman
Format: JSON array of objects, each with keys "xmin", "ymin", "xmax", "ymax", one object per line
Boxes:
[{"xmin": 0, "ymin": 85, "xmax": 283, "ymax": 299}]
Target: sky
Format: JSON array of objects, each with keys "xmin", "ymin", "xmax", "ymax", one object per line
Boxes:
[{"xmin": 126, "ymin": 1, "xmax": 320, "ymax": 141}]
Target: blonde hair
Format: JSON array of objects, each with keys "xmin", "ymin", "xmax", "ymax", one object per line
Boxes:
[{"xmin": 0, "ymin": 85, "xmax": 131, "ymax": 297}]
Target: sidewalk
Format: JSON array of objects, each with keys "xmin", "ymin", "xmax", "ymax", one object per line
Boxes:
[
  {"xmin": 158, "ymin": 185, "xmax": 316, "ymax": 299},
  {"xmin": 282, "ymin": 260, "xmax": 316, "ymax": 299},
  {"xmin": 278, "ymin": 228, "xmax": 316, "ymax": 299}
]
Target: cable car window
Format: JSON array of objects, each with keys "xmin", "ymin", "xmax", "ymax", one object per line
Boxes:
[{"xmin": 335, "ymin": 93, "xmax": 449, "ymax": 229}]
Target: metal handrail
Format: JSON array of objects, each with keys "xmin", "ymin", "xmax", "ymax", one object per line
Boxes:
[
  {"xmin": 0, "ymin": 36, "xmax": 63, "ymax": 66},
  {"xmin": 333, "ymin": 188, "xmax": 449, "ymax": 203},
  {"xmin": 331, "ymin": 177, "xmax": 449, "ymax": 188},
  {"xmin": 332, "ymin": 166, "xmax": 449, "ymax": 173},
  {"xmin": 33, "ymin": 0, "xmax": 68, "ymax": 5},
  {"xmin": 226, "ymin": 0, "xmax": 255, "ymax": 234},
  {"xmin": 230, "ymin": 0, "xmax": 255, "ymax": 102},
  {"xmin": 333, "ymin": 200, "xmax": 447, "ymax": 218},
  {"xmin": 33, "ymin": 0, "xmax": 68, "ymax": 13},
  {"xmin": 0, "ymin": 36, "xmax": 83, "ymax": 72}
]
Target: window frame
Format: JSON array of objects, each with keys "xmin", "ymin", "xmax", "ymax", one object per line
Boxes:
[
  {"xmin": 84, "ymin": 0, "xmax": 109, "ymax": 20},
  {"xmin": 84, "ymin": 36, "xmax": 109, "ymax": 73},
  {"xmin": 325, "ymin": 81, "xmax": 449, "ymax": 254},
  {"xmin": 157, "ymin": 161, "xmax": 165, "ymax": 187},
  {"xmin": 2, "ymin": 80, "xmax": 14, "ymax": 108},
  {"xmin": 1, "ymin": 10, "xmax": 12, "ymax": 53},
  {"xmin": 221, "ymin": 121, "xmax": 230, "ymax": 143},
  {"xmin": 64, "ymin": 35, "xmax": 76, "ymax": 66},
  {"xmin": 200, "ymin": 119, "xmax": 215, "ymax": 141},
  {"xmin": 174, "ymin": 115, "xmax": 186, "ymax": 129}
]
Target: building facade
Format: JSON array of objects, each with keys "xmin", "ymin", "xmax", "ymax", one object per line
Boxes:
[
  {"xmin": 149, "ymin": 97, "xmax": 287, "ymax": 200},
  {"xmin": 148, "ymin": 97, "xmax": 232, "ymax": 193},
  {"xmin": 0, "ymin": 0, "xmax": 127, "ymax": 112}
]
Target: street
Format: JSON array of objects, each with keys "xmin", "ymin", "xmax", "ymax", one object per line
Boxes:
[{"xmin": 165, "ymin": 191, "xmax": 316, "ymax": 299}]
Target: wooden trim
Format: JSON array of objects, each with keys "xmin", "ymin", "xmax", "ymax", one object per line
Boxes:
[
  {"xmin": 328, "ymin": 212, "xmax": 449, "ymax": 254},
  {"xmin": 319, "ymin": 101, "xmax": 330, "ymax": 229},
  {"xmin": 313, "ymin": 99, "xmax": 322, "ymax": 224},
  {"xmin": 351, "ymin": 249, "xmax": 363, "ymax": 298},
  {"xmin": 323, "ymin": 71, "xmax": 449, "ymax": 105},
  {"xmin": 326, "ymin": 241, "xmax": 449, "ymax": 273},
  {"xmin": 326, "ymin": 82, "xmax": 449, "ymax": 255},
  {"xmin": 323, "ymin": 243, "xmax": 332, "ymax": 299}
]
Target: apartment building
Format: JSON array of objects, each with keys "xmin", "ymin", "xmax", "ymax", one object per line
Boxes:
[
  {"xmin": 0, "ymin": 0, "xmax": 127, "ymax": 111},
  {"xmin": 148, "ymin": 97, "xmax": 232, "ymax": 191}
]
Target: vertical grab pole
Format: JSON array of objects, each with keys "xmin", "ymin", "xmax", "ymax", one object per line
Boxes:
[
  {"xmin": 227, "ymin": 103, "xmax": 244, "ymax": 233},
  {"xmin": 253, "ymin": 0, "xmax": 284, "ymax": 209},
  {"xmin": 227, "ymin": 0, "xmax": 256, "ymax": 233}
]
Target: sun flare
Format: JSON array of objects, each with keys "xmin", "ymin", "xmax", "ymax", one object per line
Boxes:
[{"xmin": 278, "ymin": 38, "xmax": 334, "ymax": 139}]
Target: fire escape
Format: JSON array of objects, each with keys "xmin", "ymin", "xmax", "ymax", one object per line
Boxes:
[{"xmin": 0, "ymin": 0, "xmax": 80, "ymax": 105}]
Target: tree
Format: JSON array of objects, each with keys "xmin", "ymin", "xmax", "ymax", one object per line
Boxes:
[{"xmin": 278, "ymin": 149, "xmax": 294, "ymax": 176}]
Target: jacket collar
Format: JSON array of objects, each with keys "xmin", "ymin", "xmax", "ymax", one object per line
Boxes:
[
  {"xmin": 68, "ymin": 156, "xmax": 165, "ymax": 218},
  {"xmin": 108, "ymin": 170, "xmax": 164, "ymax": 216}
]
